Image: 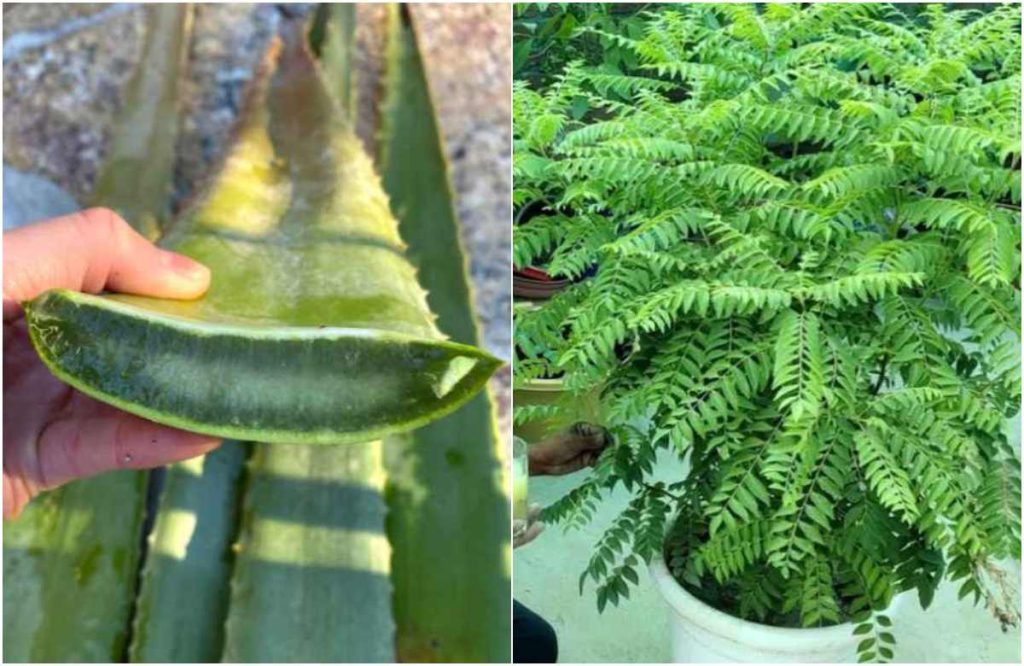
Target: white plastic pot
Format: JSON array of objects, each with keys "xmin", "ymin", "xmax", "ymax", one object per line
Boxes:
[{"xmin": 650, "ymin": 556, "xmax": 902, "ymax": 663}]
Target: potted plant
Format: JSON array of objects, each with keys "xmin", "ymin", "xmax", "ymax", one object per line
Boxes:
[
  {"xmin": 512, "ymin": 56, "xmax": 609, "ymax": 303},
  {"xmin": 513, "ymin": 202, "xmax": 600, "ymax": 300},
  {"xmin": 514, "ymin": 4, "xmax": 1021, "ymax": 662},
  {"xmin": 513, "ymin": 297, "xmax": 603, "ymax": 443}
]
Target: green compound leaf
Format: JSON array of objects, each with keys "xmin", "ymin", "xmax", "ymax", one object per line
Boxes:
[
  {"xmin": 3, "ymin": 5, "xmax": 191, "ymax": 662},
  {"xmin": 24, "ymin": 22, "xmax": 499, "ymax": 446},
  {"xmin": 378, "ymin": 6, "xmax": 511, "ymax": 661}
]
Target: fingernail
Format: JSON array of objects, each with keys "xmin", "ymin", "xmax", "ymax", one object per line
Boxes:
[{"xmin": 161, "ymin": 251, "xmax": 210, "ymax": 281}]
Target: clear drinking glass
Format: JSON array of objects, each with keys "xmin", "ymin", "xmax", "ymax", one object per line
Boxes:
[{"xmin": 512, "ymin": 436, "xmax": 529, "ymax": 537}]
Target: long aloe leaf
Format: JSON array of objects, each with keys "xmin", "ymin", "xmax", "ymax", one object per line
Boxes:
[
  {"xmin": 378, "ymin": 7, "xmax": 511, "ymax": 661},
  {"xmin": 2, "ymin": 474, "xmax": 148, "ymax": 662},
  {"xmin": 131, "ymin": 10, "xmax": 370, "ymax": 658},
  {"xmin": 127, "ymin": 442, "xmax": 247, "ymax": 662},
  {"xmin": 219, "ymin": 19, "xmax": 396, "ymax": 664},
  {"xmin": 221, "ymin": 442, "xmax": 394, "ymax": 662},
  {"xmin": 310, "ymin": 3, "xmax": 358, "ymax": 118},
  {"xmin": 24, "ymin": 18, "xmax": 500, "ymax": 446},
  {"xmin": 92, "ymin": 4, "xmax": 193, "ymax": 239},
  {"xmin": 3, "ymin": 6, "xmax": 191, "ymax": 662}
]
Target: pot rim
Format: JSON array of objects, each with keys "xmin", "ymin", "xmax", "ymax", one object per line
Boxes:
[{"xmin": 650, "ymin": 555, "xmax": 861, "ymax": 651}]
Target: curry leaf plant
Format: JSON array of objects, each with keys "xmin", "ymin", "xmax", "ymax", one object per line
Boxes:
[{"xmin": 515, "ymin": 4, "xmax": 1021, "ymax": 661}]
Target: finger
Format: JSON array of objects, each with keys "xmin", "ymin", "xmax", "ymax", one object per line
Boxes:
[
  {"xmin": 569, "ymin": 421, "xmax": 612, "ymax": 450},
  {"xmin": 523, "ymin": 522, "xmax": 544, "ymax": 543},
  {"xmin": 4, "ymin": 208, "xmax": 210, "ymax": 319},
  {"xmin": 4, "ymin": 473, "xmax": 34, "ymax": 521},
  {"xmin": 35, "ymin": 412, "xmax": 221, "ymax": 490},
  {"xmin": 514, "ymin": 521, "xmax": 544, "ymax": 549}
]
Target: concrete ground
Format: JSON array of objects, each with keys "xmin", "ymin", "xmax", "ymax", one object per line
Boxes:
[
  {"xmin": 515, "ymin": 452, "xmax": 1022, "ymax": 663},
  {"xmin": 514, "ymin": 451, "xmax": 682, "ymax": 663}
]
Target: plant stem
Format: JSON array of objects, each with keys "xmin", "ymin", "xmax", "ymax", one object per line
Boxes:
[
  {"xmin": 871, "ymin": 355, "xmax": 889, "ymax": 395},
  {"xmin": 642, "ymin": 481, "xmax": 683, "ymax": 502}
]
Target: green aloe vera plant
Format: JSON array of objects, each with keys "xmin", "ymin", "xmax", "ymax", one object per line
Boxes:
[
  {"xmin": 223, "ymin": 442, "xmax": 395, "ymax": 662},
  {"xmin": 23, "ymin": 21, "xmax": 498, "ymax": 443},
  {"xmin": 3, "ymin": 5, "xmax": 193, "ymax": 661},
  {"xmin": 310, "ymin": 3, "xmax": 359, "ymax": 118},
  {"xmin": 133, "ymin": 11, "xmax": 395, "ymax": 663},
  {"xmin": 222, "ymin": 21, "xmax": 397, "ymax": 663},
  {"xmin": 379, "ymin": 6, "xmax": 511, "ymax": 661},
  {"xmin": 128, "ymin": 442, "xmax": 247, "ymax": 662},
  {"xmin": 5, "ymin": 4, "xmax": 509, "ymax": 663},
  {"xmin": 3, "ymin": 473, "xmax": 150, "ymax": 662}
]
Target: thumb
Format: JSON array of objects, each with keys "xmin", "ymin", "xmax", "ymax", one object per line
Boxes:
[{"xmin": 3, "ymin": 208, "xmax": 210, "ymax": 320}]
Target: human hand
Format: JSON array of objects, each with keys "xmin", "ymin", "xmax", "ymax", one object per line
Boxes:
[
  {"xmin": 3, "ymin": 208, "xmax": 222, "ymax": 519},
  {"xmin": 513, "ymin": 504, "xmax": 544, "ymax": 548},
  {"xmin": 528, "ymin": 422, "xmax": 612, "ymax": 476}
]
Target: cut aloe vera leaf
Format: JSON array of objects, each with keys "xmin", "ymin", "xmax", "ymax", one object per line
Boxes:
[
  {"xmin": 378, "ymin": 8, "xmax": 511, "ymax": 661},
  {"xmin": 92, "ymin": 4, "xmax": 193, "ymax": 238},
  {"xmin": 4, "ymin": 5, "xmax": 191, "ymax": 662},
  {"xmin": 221, "ymin": 442, "xmax": 395, "ymax": 662},
  {"xmin": 24, "ymin": 26, "xmax": 500, "ymax": 446},
  {"xmin": 27, "ymin": 290, "xmax": 498, "ymax": 446},
  {"xmin": 127, "ymin": 442, "xmax": 247, "ymax": 662}
]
